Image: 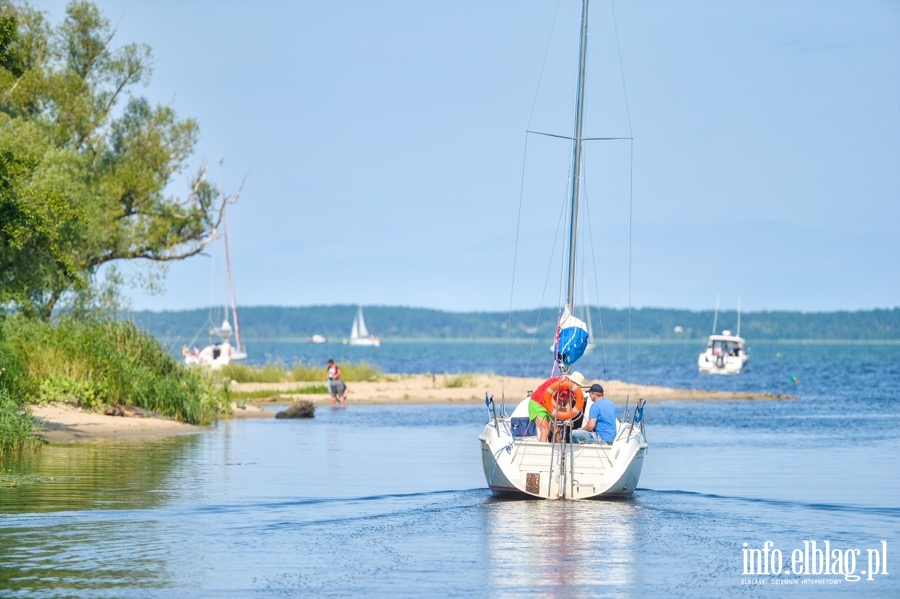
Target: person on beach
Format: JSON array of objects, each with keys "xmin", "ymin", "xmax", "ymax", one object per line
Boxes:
[
  {"xmin": 327, "ymin": 359, "xmax": 348, "ymax": 408},
  {"xmin": 528, "ymin": 371, "xmax": 584, "ymax": 442},
  {"xmin": 330, "ymin": 378, "xmax": 348, "ymax": 408},
  {"xmin": 572, "ymin": 383, "xmax": 617, "ymax": 444},
  {"xmin": 326, "ymin": 359, "xmax": 340, "ymax": 394}
]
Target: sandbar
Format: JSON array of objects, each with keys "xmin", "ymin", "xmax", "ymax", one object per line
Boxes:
[
  {"xmin": 31, "ymin": 374, "xmax": 791, "ymax": 440},
  {"xmin": 231, "ymin": 373, "xmax": 790, "ymax": 405}
]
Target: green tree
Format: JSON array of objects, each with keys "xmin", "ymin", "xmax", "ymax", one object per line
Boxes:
[{"xmin": 0, "ymin": 0, "xmax": 232, "ymax": 320}]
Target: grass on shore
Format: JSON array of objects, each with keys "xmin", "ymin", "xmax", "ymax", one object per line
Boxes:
[
  {"xmin": 220, "ymin": 367, "xmax": 488, "ymax": 402},
  {"xmin": 228, "ymin": 385, "xmax": 327, "ymax": 402},
  {"xmin": 442, "ymin": 374, "xmax": 478, "ymax": 388},
  {"xmin": 218, "ymin": 361, "xmax": 384, "ymax": 384},
  {"xmin": 0, "ymin": 315, "xmax": 227, "ymax": 456},
  {"xmin": 0, "ymin": 387, "xmax": 37, "ymax": 453},
  {"xmin": 218, "ymin": 361, "xmax": 385, "ymax": 402}
]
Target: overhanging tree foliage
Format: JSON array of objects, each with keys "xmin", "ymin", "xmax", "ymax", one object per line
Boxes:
[{"xmin": 0, "ymin": 0, "xmax": 231, "ymax": 320}]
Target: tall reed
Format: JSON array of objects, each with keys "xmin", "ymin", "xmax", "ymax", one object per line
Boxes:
[
  {"xmin": 0, "ymin": 316, "xmax": 225, "ymax": 435},
  {"xmin": 0, "ymin": 387, "xmax": 37, "ymax": 453}
]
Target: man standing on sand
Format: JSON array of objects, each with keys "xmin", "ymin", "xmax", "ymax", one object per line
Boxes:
[
  {"xmin": 326, "ymin": 359, "xmax": 339, "ymax": 394},
  {"xmin": 327, "ymin": 359, "xmax": 348, "ymax": 408}
]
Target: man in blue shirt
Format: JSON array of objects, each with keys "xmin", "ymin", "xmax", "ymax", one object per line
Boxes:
[{"xmin": 572, "ymin": 383, "xmax": 617, "ymax": 444}]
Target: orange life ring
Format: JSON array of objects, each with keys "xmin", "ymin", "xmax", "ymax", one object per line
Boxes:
[{"xmin": 542, "ymin": 377, "xmax": 584, "ymax": 421}]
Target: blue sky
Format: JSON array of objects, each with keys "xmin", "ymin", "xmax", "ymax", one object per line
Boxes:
[{"xmin": 38, "ymin": 0, "xmax": 899, "ymax": 314}]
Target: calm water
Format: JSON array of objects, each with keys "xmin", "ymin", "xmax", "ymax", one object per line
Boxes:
[{"xmin": 2, "ymin": 342, "xmax": 899, "ymax": 597}]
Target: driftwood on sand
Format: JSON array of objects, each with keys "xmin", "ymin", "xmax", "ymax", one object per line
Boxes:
[{"xmin": 104, "ymin": 403, "xmax": 152, "ymax": 418}]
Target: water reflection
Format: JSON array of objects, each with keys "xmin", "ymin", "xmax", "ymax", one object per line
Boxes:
[
  {"xmin": 0, "ymin": 436, "xmax": 204, "ymax": 597},
  {"xmin": 1, "ymin": 435, "xmax": 201, "ymax": 513},
  {"xmin": 485, "ymin": 497, "xmax": 638, "ymax": 597}
]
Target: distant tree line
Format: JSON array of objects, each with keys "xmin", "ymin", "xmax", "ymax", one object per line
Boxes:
[{"xmin": 129, "ymin": 305, "xmax": 900, "ymax": 344}]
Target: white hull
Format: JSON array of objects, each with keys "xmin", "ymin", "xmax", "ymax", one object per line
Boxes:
[
  {"xmin": 479, "ymin": 400, "xmax": 647, "ymax": 500},
  {"xmin": 698, "ymin": 331, "xmax": 749, "ymax": 374},
  {"xmin": 349, "ymin": 337, "xmax": 381, "ymax": 347},
  {"xmin": 697, "ymin": 351, "xmax": 748, "ymax": 374},
  {"xmin": 184, "ymin": 342, "xmax": 245, "ymax": 370}
]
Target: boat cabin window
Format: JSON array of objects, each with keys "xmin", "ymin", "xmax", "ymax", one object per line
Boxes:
[
  {"xmin": 712, "ymin": 340, "xmax": 734, "ymax": 355},
  {"xmin": 710, "ymin": 339, "xmax": 742, "ymax": 356}
]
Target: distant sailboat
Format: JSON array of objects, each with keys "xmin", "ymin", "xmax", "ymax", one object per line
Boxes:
[
  {"xmin": 348, "ymin": 306, "xmax": 381, "ymax": 347},
  {"xmin": 184, "ymin": 197, "xmax": 247, "ymax": 369}
]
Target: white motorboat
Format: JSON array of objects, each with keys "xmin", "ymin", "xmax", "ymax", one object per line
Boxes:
[
  {"xmin": 698, "ymin": 330, "xmax": 749, "ymax": 374},
  {"xmin": 698, "ymin": 298, "xmax": 749, "ymax": 374},
  {"xmin": 479, "ymin": 0, "xmax": 647, "ymax": 500}
]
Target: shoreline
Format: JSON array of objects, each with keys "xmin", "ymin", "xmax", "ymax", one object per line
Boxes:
[
  {"xmin": 31, "ymin": 403, "xmax": 205, "ymax": 441},
  {"xmin": 31, "ymin": 374, "xmax": 792, "ymax": 441}
]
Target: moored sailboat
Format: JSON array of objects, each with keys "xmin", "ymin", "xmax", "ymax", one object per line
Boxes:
[{"xmin": 184, "ymin": 206, "xmax": 247, "ymax": 369}]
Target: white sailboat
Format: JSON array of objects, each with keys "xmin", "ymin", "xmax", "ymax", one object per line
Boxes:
[
  {"xmin": 698, "ymin": 297, "xmax": 749, "ymax": 374},
  {"xmin": 348, "ymin": 306, "xmax": 381, "ymax": 347},
  {"xmin": 479, "ymin": 0, "xmax": 647, "ymax": 500},
  {"xmin": 184, "ymin": 206, "xmax": 247, "ymax": 369}
]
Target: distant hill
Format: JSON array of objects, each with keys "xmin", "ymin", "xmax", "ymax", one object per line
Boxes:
[{"xmin": 127, "ymin": 305, "xmax": 900, "ymax": 345}]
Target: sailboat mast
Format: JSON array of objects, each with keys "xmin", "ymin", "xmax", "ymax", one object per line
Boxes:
[
  {"xmin": 223, "ymin": 212, "xmax": 242, "ymax": 353},
  {"xmin": 565, "ymin": 0, "xmax": 590, "ymax": 310},
  {"xmin": 712, "ymin": 294, "xmax": 720, "ymax": 335}
]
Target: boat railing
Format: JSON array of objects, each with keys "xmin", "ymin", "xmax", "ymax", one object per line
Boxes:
[
  {"xmin": 484, "ymin": 393, "xmax": 498, "ymax": 431},
  {"xmin": 486, "ymin": 393, "xmax": 514, "ymax": 438},
  {"xmin": 623, "ymin": 398, "xmax": 646, "ymax": 442}
]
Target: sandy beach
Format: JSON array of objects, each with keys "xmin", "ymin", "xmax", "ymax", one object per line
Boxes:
[
  {"xmin": 31, "ymin": 374, "xmax": 791, "ymax": 441},
  {"xmin": 31, "ymin": 402, "xmax": 204, "ymax": 441}
]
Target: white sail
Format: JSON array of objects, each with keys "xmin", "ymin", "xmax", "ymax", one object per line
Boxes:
[
  {"xmin": 349, "ymin": 306, "xmax": 380, "ymax": 347},
  {"xmin": 351, "ymin": 307, "xmax": 369, "ymax": 339}
]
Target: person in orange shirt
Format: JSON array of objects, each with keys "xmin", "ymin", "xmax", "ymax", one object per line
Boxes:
[{"xmin": 528, "ymin": 371, "xmax": 584, "ymax": 442}]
